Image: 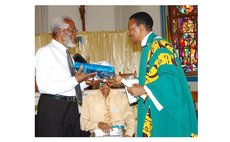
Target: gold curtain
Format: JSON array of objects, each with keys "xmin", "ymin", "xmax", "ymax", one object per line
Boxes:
[{"xmin": 35, "ymin": 31, "xmax": 141, "ymax": 75}]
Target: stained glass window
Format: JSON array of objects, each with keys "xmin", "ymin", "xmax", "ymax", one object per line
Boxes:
[{"xmin": 169, "ymin": 5, "xmax": 198, "ymax": 75}]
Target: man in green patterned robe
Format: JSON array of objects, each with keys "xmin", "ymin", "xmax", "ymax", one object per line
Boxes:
[{"xmin": 126, "ymin": 12, "xmax": 198, "ymax": 137}]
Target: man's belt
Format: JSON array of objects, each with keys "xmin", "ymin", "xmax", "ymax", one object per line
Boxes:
[{"xmin": 41, "ymin": 93, "xmax": 78, "ymax": 102}]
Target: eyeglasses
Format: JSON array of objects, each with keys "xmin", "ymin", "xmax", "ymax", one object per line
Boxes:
[
  {"xmin": 99, "ymin": 82, "xmax": 110, "ymax": 89},
  {"xmin": 66, "ymin": 27, "xmax": 78, "ymax": 33}
]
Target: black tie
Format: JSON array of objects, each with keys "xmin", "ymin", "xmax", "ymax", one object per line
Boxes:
[{"xmin": 66, "ymin": 49, "xmax": 82, "ymax": 103}]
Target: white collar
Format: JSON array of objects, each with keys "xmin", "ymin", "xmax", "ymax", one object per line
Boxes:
[
  {"xmin": 141, "ymin": 31, "xmax": 153, "ymax": 47},
  {"xmin": 51, "ymin": 39, "xmax": 68, "ymax": 53}
]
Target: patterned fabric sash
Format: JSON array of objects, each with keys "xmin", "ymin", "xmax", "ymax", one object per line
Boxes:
[
  {"xmin": 104, "ymin": 97, "xmax": 112, "ymax": 126},
  {"xmin": 142, "ymin": 108, "xmax": 152, "ymax": 137},
  {"xmin": 138, "ymin": 35, "xmax": 177, "ymax": 137}
]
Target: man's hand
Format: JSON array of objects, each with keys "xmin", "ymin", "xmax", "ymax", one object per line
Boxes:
[
  {"xmin": 75, "ymin": 65, "xmax": 97, "ymax": 83},
  {"xmin": 98, "ymin": 122, "xmax": 112, "ymax": 133},
  {"xmin": 106, "ymin": 75, "xmax": 122, "ymax": 87},
  {"xmin": 127, "ymin": 84, "xmax": 146, "ymax": 96}
]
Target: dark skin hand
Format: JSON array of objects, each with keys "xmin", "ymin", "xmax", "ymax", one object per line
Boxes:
[
  {"xmin": 106, "ymin": 75, "xmax": 122, "ymax": 87},
  {"xmin": 75, "ymin": 65, "xmax": 97, "ymax": 83},
  {"xmin": 98, "ymin": 122, "xmax": 112, "ymax": 133},
  {"xmin": 107, "ymin": 75, "xmax": 146, "ymax": 97},
  {"xmin": 127, "ymin": 83, "xmax": 146, "ymax": 97}
]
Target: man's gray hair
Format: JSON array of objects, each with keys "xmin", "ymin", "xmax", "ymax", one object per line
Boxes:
[{"xmin": 50, "ymin": 15, "xmax": 73, "ymax": 36}]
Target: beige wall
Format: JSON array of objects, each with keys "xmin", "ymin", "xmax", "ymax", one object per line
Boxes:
[
  {"xmin": 188, "ymin": 82, "xmax": 198, "ymax": 91},
  {"xmin": 36, "ymin": 5, "xmax": 162, "ymax": 35},
  {"xmin": 47, "ymin": 6, "xmax": 81, "ymax": 33},
  {"xmin": 85, "ymin": 6, "xmax": 115, "ymax": 31},
  {"xmin": 139, "ymin": 6, "xmax": 161, "ymax": 35}
]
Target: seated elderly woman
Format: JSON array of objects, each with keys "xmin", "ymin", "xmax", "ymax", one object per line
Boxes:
[{"xmin": 80, "ymin": 80, "xmax": 136, "ymax": 137}]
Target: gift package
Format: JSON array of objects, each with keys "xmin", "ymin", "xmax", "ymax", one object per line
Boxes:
[{"xmin": 74, "ymin": 62, "xmax": 115, "ymax": 79}]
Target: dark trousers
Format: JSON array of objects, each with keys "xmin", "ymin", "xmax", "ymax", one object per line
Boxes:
[{"xmin": 36, "ymin": 94, "xmax": 80, "ymax": 137}]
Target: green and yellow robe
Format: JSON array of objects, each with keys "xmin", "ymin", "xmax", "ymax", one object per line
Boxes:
[{"xmin": 137, "ymin": 32, "xmax": 198, "ymax": 137}]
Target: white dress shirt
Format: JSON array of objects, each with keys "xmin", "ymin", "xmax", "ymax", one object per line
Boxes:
[{"xmin": 35, "ymin": 39, "xmax": 88, "ymax": 96}]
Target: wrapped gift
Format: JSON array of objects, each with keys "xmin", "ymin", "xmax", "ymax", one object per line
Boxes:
[
  {"xmin": 74, "ymin": 62, "xmax": 115, "ymax": 79},
  {"xmin": 93, "ymin": 125, "xmax": 124, "ymax": 137}
]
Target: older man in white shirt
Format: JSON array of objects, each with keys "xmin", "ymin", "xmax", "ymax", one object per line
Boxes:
[{"xmin": 35, "ymin": 15, "xmax": 99, "ymax": 137}]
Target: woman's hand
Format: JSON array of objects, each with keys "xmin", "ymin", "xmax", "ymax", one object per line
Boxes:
[{"xmin": 98, "ymin": 122, "xmax": 112, "ymax": 133}]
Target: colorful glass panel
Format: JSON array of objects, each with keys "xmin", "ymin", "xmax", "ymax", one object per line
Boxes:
[
  {"xmin": 169, "ymin": 5, "xmax": 198, "ymax": 74},
  {"xmin": 177, "ymin": 5, "xmax": 194, "ymax": 14}
]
